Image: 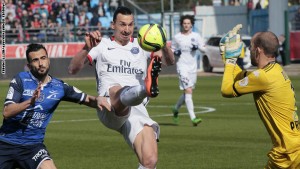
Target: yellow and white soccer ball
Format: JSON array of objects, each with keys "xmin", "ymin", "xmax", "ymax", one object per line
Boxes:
[{"xmin": 137, "ymin": 24, "xmax": 167, "ymax": 52}]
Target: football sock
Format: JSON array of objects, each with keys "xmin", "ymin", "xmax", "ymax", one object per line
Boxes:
[
  {"xmin": 138, "ymin": 163, "xmax": 156, "ymax": 169},
  {"xmin": 185, "ymin": 93, "xmax": 196, "ymax": 120},
  {"xmin": 175, "ymin": 94, "xmax": 185, "ymax": 110},
  {"xmin": 120, "ymin": 85, "xmax": 147, "ymax": 106}
]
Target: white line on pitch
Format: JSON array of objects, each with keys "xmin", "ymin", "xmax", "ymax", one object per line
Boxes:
[{"xmin": 50, "ymin": 106, "xmax": 216, "ymax": 123}]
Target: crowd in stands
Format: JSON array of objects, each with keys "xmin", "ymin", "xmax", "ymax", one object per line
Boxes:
[{"xmin": 2, "ymin": 0, "xmax": 122, "ymax": 44}]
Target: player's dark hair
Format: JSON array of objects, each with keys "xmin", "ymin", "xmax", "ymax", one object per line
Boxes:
[
  {"xmin": 253, "ymin": 31, "xmax": 279, "ymax": 57},
  {"xmin": 26, "ymin": 43, "xmax": 48, "ymax": 63},
  {"xmin": 113, "ymin": 6, "xmax": 133, "ymax": 22},
  {"xmin": 180, "ymin": 15, "xmax": 195, "ymax": 26}
]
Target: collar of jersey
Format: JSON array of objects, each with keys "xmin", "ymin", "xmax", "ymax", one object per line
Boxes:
[
  {"xmin": 28, "ymin": 71, "xmax": 52, "ymax": 85},
  {"xmin": 110, "ymin": 36, "xmax": 134, "ymax": 42}
]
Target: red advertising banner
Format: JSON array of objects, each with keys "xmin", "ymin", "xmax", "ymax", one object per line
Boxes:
[
  {"xmin": 4, "ymin": 43, "xmax": 85, "ymax": 59},
  {"xmin": 290, "ymin": 32, "xmax": 300, "ymax": 61}
]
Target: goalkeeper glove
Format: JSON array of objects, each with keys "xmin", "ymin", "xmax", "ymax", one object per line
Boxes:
[
  {"xmin": 174, "ymin": 50, "xmax": 182, "ymax": 57},
  {"xmin": 219, "ymin": 24, "xmax": 244, "ymax": 63},
  {"xmin": 191, "ymin": 44, "xmax": 199, "ymax": 51}
]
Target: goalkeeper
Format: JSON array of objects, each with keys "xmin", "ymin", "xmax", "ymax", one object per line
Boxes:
[{"xmin": 220, "ymin": 25, "xmax": 300, "ymax": 168}]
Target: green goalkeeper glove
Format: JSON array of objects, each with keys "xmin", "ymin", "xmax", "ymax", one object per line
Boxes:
[{"xmin": 219, "ymin": 24, "xmax": 245, "ymax": 63}]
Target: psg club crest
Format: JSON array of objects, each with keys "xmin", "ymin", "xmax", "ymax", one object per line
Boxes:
[
  {"xmin": 191, "ymin": 38, "xmax": 196, "ymax": 42},
  {"xmin": 131, "ymin": 47, "xmax": 139, "ymax": 54}
]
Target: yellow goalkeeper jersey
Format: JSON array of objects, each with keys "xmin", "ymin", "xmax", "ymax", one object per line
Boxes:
[{"xmin": 221, "ymin": 62, "xmax": 300, "ymax": 155}]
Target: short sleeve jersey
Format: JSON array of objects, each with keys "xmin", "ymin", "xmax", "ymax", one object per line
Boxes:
[
  {"xmin": 0, "ymin": 72, "xmax": 87, "ymax": 145},
  {"xmin": 87, "ymin": 37, "xmax": 148, "ymax": 96},
  {"xmin": 172, "ymin": 32, "xmax": 205, "ymax": 72}
]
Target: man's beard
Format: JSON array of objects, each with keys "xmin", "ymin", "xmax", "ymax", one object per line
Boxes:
[{"xmin": 31, "ymin": 67, "xmax": 49, "ymax": 80}]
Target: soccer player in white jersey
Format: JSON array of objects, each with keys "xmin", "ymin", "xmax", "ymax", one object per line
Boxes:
[
  {"xmin": 68, "ymin": 6, "xmax": 175, "ymax": 169},
  {"xmin": 171, "ymin": 15, "xmax": 205, "ymax": 126}
]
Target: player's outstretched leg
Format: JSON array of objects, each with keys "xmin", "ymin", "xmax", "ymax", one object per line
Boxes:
[{"xmin": 145, "ymin": 56, "xmax": 162, "ymax": 97}]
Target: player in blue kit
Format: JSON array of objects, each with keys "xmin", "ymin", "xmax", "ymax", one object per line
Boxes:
[{"xmin": 0, "ymin": 44, "xmax": 101, "ymax": 169}]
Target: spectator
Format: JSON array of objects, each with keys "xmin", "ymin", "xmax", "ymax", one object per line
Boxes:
[
  {"xmin": 5, "ymin": 0, "xmax": 16, "ymax": 18},
  {"xmin": 39, "ymin": 5, "xmax": 49, "ymax": 18},
  {"xmin": 66, "ymin": 6, "xmax": 77, "ymax": 25},
  {"xmin": 90, "ymin": 12, "xmax": 100, "ymax": 27},
  {"xmin": 247, "ymin": 0, "xmax": 253, "ymax": 13},
  {"xmin": 69, "ymin": 0, "xmax": 79, "ymax": 15},
  {"xmin": 33, "ymin": 8, "xmax": 41, "ymax": 21},
  {"xmin": 57, "ymin": 7, "xmax": 67, "ymax": 26},
  {"xmin": 42, "ymin": 0, "xmax": 52, "ymax": 12},
  {"xmin": 56, "ymin": 27, "xmax": 65, "ymax": 42},
  {"xmin": 37, "ymin": 21, "xmax": 47, "ymax": 42},
  {"xmin": 51, "ymin": 1, "xmax": 61, "ymax": 16},
  {"xmin": 294, "ymin": 7, "xmax": 300, "ymax": 30},
  {"xmin": 46, "ymin": 19, "xmax": 58, "ymax": 42},
  {"xmin": 21, "ymin": 10, "xmax": 31, "ymax": 28},
  {"xmin": 15, "ymin": 0, "xmax": 24, "ymax": 17},
  {"xmin": 234, "ymin": 0, "xmax": 240, "ymax": 6},
  {"xmin": 31, "ymin": 17, "xmax": 41, "ymax": 29},
  {"xmin": 78, "ymin": 0, "xmax": 89, "ymax": 13},
  {"xmin": 6, "ymin": 12, "xmax": 15, "ymax": 26},
  {"xmin": 92, "ymin": 1, "xmax": 106, "ymax": 17},
  {"xmin": 48, "ymin": 10, "xmax": 57, "ymax": 24},
  {"xmin": 278, "ymin": 34, "xmax": 286, "ymax": 63},
  {"xmin": 255, "ymin": 0, "xmax": 262, "ymax": 10},
  {"xmin": 108, "ymin": 0, "xmax": 120, "ymax": 16},
  {"xmin": 78, "ymin": 10, "xmax": 87, "ymax": 26}
]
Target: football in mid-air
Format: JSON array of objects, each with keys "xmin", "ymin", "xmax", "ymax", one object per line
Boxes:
[{"xmin": 137, "ymin": 24, "xmax": 167, "ymax": 52}]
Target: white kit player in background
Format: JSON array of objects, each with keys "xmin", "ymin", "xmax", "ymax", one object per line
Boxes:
[
  {"xmin": 171, "ymin": 14, "xmax": 206, "ymax": 126},
  {"xmin": 68, "ymin": 6, "xmax": 175, "ymax": 169}
]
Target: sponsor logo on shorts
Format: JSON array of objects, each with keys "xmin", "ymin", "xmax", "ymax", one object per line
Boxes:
[{"xmin": 32, "ymin": 149, "xmax": 49, "ymax": 161}]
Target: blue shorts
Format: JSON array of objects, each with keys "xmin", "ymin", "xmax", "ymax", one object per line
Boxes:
[{"xmin": 0, "ymin": 140, "xmax": 52, "ymax": 169}]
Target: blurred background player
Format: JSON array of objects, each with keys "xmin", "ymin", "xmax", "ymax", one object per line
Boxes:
[
  {"xmin": 0, "ymin": 43, "xmax": 100, "ymax": 169},
  {"xmin": 171, "ymin": 15, "xmax": 205, "ymax": 126},
  {"xmin": 220, "ymin": 26, "xmax": 300, "ymax": 168},
  {"xmin": 68, "ymin": 6, "xmax": 175, "ymax": 169}
]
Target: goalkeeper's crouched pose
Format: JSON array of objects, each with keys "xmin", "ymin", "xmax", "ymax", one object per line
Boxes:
[{"xmin": 220, "ymin": 25, "xmax": 300, "ymax": 169}]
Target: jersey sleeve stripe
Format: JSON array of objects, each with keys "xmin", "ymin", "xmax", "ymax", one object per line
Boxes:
[
  {"xmin": 233, "ymin": 82, "xmax": 241, "ymax": 97},
  {"xmin": 87, "ymin": 55, "xmax": 93, "ymax": 66}
]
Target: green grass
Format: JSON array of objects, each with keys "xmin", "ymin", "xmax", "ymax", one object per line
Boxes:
[{"xmin": 0, "ymin": 76, "xmax": 300, "ymax": 169}]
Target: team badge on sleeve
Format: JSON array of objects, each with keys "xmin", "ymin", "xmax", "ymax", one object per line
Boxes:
[
  {"xmin": 6, "ymin": 87, "xmax": 14, "ymax": 99},
  {"xmin": 239, "ymin": 77, "xmax": 249, "ymax": 87}
]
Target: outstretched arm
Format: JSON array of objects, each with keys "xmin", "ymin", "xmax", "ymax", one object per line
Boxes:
[
  {"xmin": 81, "ymin": 95, "xmax": 111, "ymax": 111},
  {"xmin": 68, "ymin": 31, "xmax": 102, "ymax": 75}
]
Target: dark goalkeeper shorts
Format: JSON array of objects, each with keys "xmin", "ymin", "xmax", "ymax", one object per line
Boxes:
[{"xmin": 0, "ymin": 140, "xmax": 52, "ymax": 169}]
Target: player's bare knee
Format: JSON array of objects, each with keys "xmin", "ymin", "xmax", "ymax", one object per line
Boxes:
[{"xmin": 141, "ymin": 154, "xmax": 158, "ymax": 169}]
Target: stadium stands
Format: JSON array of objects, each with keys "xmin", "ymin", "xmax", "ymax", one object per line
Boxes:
[{"xmin": 2, "ymin": 0, "xmax": 116, "ymax": 44}]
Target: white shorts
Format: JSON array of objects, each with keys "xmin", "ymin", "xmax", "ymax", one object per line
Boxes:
[
  {"xmin": 177, "ymin": 70, "xmax": 197, "ymax": 90},
  {"xmin": 96, "ymin": 98, "xmax": 160, "ymax": 148}
]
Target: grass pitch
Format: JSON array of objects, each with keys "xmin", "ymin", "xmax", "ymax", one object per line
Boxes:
[{"xmin": 0, "ymin": 76, "xmax": 299, "ymax": 169}]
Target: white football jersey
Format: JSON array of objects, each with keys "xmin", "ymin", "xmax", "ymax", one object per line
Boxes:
[
  {"xmin": 172, "ymin": 32, "xmax": 205, "ymax": 72},
  {"xmin": 88, "ymin": 37, "xmax": 149, "ymax": 96}
]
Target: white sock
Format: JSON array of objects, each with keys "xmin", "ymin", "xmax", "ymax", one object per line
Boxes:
[
  {"xmin": 120, "ymin": 85, "xmax": 147, "ymax": 106},
  {"xmin": 138, "ymin": 163, "xmax": 156, "ymax": 169},
  {"xmin": 185, "ymin": 93, "xmax": 196, "ymax": 120},
  {"xmin": 175, "ymin": 94, "xmax": 185, "ymax": 110}
]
